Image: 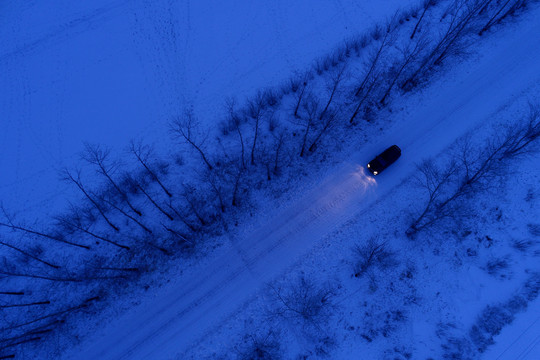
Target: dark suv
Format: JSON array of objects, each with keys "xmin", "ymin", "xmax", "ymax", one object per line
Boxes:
[{"xmin": 367, "ymin": 145, "xmax": 401, "ymax": 176}]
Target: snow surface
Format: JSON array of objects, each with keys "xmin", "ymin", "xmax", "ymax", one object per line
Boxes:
[
  {"xmin": 0, "ymin": 0, "xmax": 417, "ymax": 217},
  {"xmin": 482, "ymin": 296, "xmax": 540, "ymax": 360},
  {"xmin": 59, "ymin": 2, "xmax": 540, "ymax": 359}
]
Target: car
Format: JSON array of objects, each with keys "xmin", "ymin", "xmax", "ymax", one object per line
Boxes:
[{"xmin": 367, "ymin": 145, "xmax": 401, "ymax": 176}]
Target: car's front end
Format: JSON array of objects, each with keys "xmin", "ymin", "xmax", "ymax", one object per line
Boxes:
[
  {"xmin": 367, "ymin": 145, "xmax": 401, "ymax": 176},
  {"xmin": 366, "ymin": 160, "xmax": 381, "ymax": 175}
]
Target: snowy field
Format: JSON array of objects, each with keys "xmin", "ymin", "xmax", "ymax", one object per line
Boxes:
[
  {"xmin": 1, "ymin": 0, "xmax": 540, "ymax": 359},
  {"xmin": 0, "ymin": 0, "xmax": 418, "ymax": 216}
]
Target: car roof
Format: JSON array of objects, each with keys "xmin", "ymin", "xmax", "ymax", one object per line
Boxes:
[{"xmin": 380, "ymin": 145, "xmax": 400, "ymax": 159}]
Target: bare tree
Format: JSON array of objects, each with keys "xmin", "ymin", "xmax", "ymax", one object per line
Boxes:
[
  {"xmin": 99, "ymin": 194, "xmax": 153, "ymax": 235},
  {"xmin": 255, "ymin": 141, "xmax": 276, "ymax": 181},
  {"xmin": 269, "ymin": 276, "xmax": 335, "ymax": 329},
  {"xmin": 231, "ymin": 165, "xmax": 245, "ymax": 207},
  {"xmin": 83, "ymin": 143, "xmax": 142, "ymax": 217},
  {"xmin": 0, "ymin": 300, "xmax": 50, "ymax": 309},
  {"xmin": 124, "ymin": 175, "xmax": 174, "ymax": 221},
  {"xmin": 403, "ymin": 0, "xmax": 487, "ymax": 89},
  {"xmin": 166, "ymin": 200, "xmax": 199, "ymax": 232},
  {"xmin": 262, "ymin": 145, "xmax": 273, "ymax": 181},
  {"xmin": 235, "ymin": 330, "xmax": 282, "ymax": 360},
  {"xmin": 319, "ymin": 64, "xmax": 347, "ymax": 121},
  {"xmin": 162, "ymin": 224, "xmax": 194, "ymax": 247},
  {"xmin": 499, "ymin": 104, "xmax": 540, "ymax": 157},
  {"xmin": 0, "ymin": 269, "xmax": 84, "ymax": 283},
  {"xmin": 1, "ymin": 298, "xmax": 99, "ymax": 333},
  {"xmin": 408, "ymin": 106, "xmax": 540, "ymax": 236},
  {"xmin": 460, "ymin": 107, "xmax": 540, "ymax": 185},
  {"xmin": 432, "ymin": 0, "xmax": 486, "ymax": 66},
  {"xmin": 170, "ymin": 110, "xmax": 214, "ymax": 170},
  {"xmin": 478, "ymin": 0, "xmax": 510, "ymax": 35},
  {"xmin": 0, "ymin": 238, "xmax": 59, "ymax": 270},
  {"xmin": 498, "ymin": 0, "xmax": 526, "ymax": 20},
  {"xmin": 0, "ymin": 206, "xmax": 89, "ymax": 250},
  {"xmin": 272, "ymin": 129, "xmax": 286, "ymax": 176},
  {"xmin": 353, "ymin": 238, "xmax": 395, "ymax": 277},
  {"xmin": 349, "ymin": 74, "xmax": 377, "ymax": 124},
  {"xmin": 293, "ymin": 79, "xmax": 309, "ymax": 118},
  {"xmin": 348, "ymin": 23, "xmax": 395, "ymax": 123},
  {"xmin": 246, "ymin": 93, "xmax": 266, "ymax": 165},
  {"xmin": 0, "ymin": 318, "xmax": 62, "ymax": 348},
  {"xmin": 380, "ymin": 37, "xmax": 426, "ymax": 105},
  {"xmin": 410, "ymin": 0, "xmax": 434, "ymax": 39},
  {"xmin": 204, "ymin": 168, "xmax": 227, "ymax": 213},
  {"xmin": 309, "ymin": 110, "xmax": 338, "ymax": 153},
  {"xmin": 291, "ymin": 95, "xmax": 319, "ymax": 157},
  {"xmin": 129, "ymin": 141, "xmax": 173, "ymax": 198},
  {"xmin": 225, "ymin": 98, "xmax": 247, "ymax": 169},
  {"xmin": 181, "ymin": 184, "xmax": 210, "ymax": 226},
  {"xmin": 353, "ymin": 26, "xmax": 393, "ymax": 98},
  {"xmin": 55, "ymin": 209, "xmax": 130, "ymax": 250},
  {"xmin": 479, "ymin": 0, "xmax": 527, "ymax": 36},
  {"xmin": 478, "ymin": 0, "xmax": 496, "ymax": 14},
  {"xmin": 61, "ymin": 169, "xmax": 120, "ymax": 232},
  {"xmin": 407, "ymin": 159, "xmax": 459, "ymax": 236}
]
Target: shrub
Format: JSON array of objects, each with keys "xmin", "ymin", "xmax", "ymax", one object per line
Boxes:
[
  {"xmin": 353, "ymin": 238, "xmax": 395, "ymax": 278},
  {"xmin": 235, "ymin": 330, "xmax": 282, "ymax": 360},
  {"xmin": 269, "ymin": 276, "xmax": 336, "ymax": 329},
  {"xmin": 469, "ymin": 305, "xmax": 513, "ymax": 352}
]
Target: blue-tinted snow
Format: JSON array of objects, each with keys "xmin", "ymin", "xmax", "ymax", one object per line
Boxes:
[{"xmin": 0, "ymin": 0, "xmax": 418, "ymax": 217}]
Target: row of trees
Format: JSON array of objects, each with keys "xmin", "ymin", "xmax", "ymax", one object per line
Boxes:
[
  {"xmin": 0, "ymin": 141, "xmax": 193, "ymax": 357},
  {"xmin": 408, "ymin": 104, "xmax": 540, "ymax": 236}
]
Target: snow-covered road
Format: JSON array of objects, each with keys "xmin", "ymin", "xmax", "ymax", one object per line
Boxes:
[{"xmin": 62, "ymin": 8, "xmax": 540, "ymax": 360}]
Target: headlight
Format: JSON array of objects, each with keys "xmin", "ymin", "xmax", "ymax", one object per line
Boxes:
[
  {"xmin": 373, "ymin": 171, "xmax": 378, "ymax": 175},
  {"xmin": 367, "ymin": 164, "xmax": 370, "ymax": 168}
]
